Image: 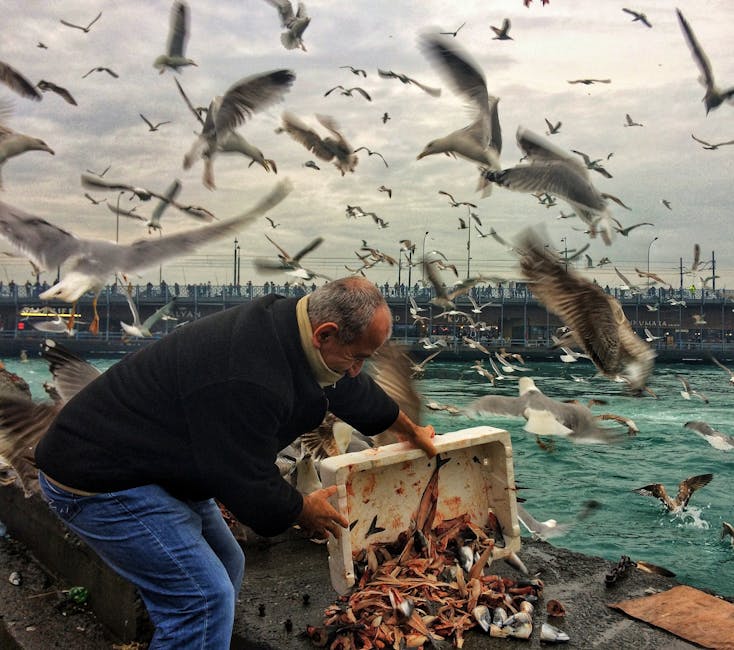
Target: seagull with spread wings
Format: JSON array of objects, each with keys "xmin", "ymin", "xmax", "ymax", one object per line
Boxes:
[
  {"xmin": 633, "ymin": 473, "xmax": 713, "ymax": 512},
  {"xmin": 691, "ymin": 134, "xmax": 734, "ymax": 150},
  {"xmin": 324, "ymin": 85, "xmax": 371, "ymax": 101},
  {"xmin": 276, "ymin": 112, "xmax": 358, "ymax": 175},
  {"xmin": 0, "ymin": 180, "xmax": 291, "ymax": 334},
  {"xmin": 377, "ymin": 69, "xmax": 441, "ymax": 97},
  {"xmin": 517, "ymin": 227, "xmax": 654, "ymax": 391},
  {"xmin": 154, "ymin": 1, "xmax": 197, "ymax": 73},
  {"xmin": 60, "ymin": 11, "xmax": 102, "ymax": 33},
  {"xmin": 676, "ymin": 8, "xmax": 733, "ymax": 114},
  {"xmin": 265, "ymin": 0, "xmax": 310, "ymax": 51},
  {"xmin": 483, "ymin": 128, "xmax": 627, "ymax": 245},
  {"xmin": 36, "ymin": 81, "xmax": 77, "ymax": 106},
  {"xmin": 254, "ymin": 233, "xmax": 323, "ymax": 276},
  {"xmin": 183, "ymin": 69, "xmax": 295, "ymax": 189},
  {"xmin": 490, "ymin": 18, "xmax": 513, "ymax": 40},
  {"xmin": 684, "ymin": 421, "xmax": 734, "ymax": 451},
  {"xmin": 120, "ymin": 282, "xmax": 178, "ymax": 339},
  {"xmin": 622, "ymin": 8, "xmax": 652, "ymax": 28},
  {"xmin": 417, "ymin": 33, "xmax": 502, "ymax": 191},
  {"xmin": 139, "ymin": 113, "xmax": 171, "ymax": 132}
]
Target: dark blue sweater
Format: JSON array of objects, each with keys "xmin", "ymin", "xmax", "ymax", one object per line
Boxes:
[{"xmin": 35, "ymin": 295, "xmax": 399, "ymax": 536}]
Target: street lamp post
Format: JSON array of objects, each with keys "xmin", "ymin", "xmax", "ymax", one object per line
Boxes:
[
  {"xmin": 646, "ymin": 236, "xmax": 659, "ymax": 289},
  {"xmin": 421, "ymin": 231, "xmax": 430, "ymax": 284},
  {"xmin": 233, "ymin": 238, "xmax": 238, "ymax": 285}
]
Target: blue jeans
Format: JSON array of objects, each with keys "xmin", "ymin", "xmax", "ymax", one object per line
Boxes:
[{"xmin": 39, "ymin": 473, "xmax": 245, "ymax": 649}]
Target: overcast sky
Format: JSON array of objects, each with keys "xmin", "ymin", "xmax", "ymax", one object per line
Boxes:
[{"xmin": 1, "ymin": 0, "xmax": 733, "ymax": 291}]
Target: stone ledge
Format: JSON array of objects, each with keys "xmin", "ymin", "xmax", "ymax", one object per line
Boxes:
[{"xmin": 0, "ymin": 485, "xmax": 151, "ymax": 644}]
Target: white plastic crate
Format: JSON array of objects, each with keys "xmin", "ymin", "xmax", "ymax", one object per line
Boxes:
[{"xmin": 320, "ymin": 426, "xmax": 521, "ymax": 594}]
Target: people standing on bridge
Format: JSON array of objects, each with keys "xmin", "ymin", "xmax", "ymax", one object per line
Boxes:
[{"xmin": 36, "ymin": 276, "xmax": 436, "ymax": 649}]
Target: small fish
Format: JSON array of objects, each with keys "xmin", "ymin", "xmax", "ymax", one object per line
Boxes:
[
  {"xmin": 457, "ymin": 545, "xmax": 474, "ymax": 573},
  {"xmin": 540, "ymin": 622, "xmax": 570, "ymax": 642},
  {"xmin": 365, "ymin": 514, "xmax": 385, "ymax": 538}
]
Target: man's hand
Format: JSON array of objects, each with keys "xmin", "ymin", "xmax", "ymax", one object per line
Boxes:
[
  {"xmin": 410, "ymin": 423, "xmax": 437, "ymax": 458},
  {"xmin": 296, "ymin": 485, "xmax": 348, "ymax": 539}
]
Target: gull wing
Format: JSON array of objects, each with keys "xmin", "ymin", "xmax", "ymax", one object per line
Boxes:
[
  {"xmin": 369, "ymin": 343, "xmax": 422, "ymax": 425},
  {"xmin": 174, "ymin": 78, "xmax": 206, "ymax": 127},
  {"xmin": 676, "ymin": 473, "xmax": 713, "ymax": 509},
  {"xmin": 41, "ymin": 339, "xmax": 101, "ymax": 403},
  {"xmin": 280, "ymin": 112, "xmax": 335, "ymax": 161},
  {"xmin": 0, "ymin": 395, "xmax": 59, "ymax": 495},
  {"xmin": 466, "ymin": 394, "xmax": 529, "ymax": 418},
  {"xmin": 676, "ymin": 9, "xmax": 714, "ymax": 92},
  {"xmin": 265, "ymin": 0, "xmax": 296, "ymax": 27},
  {"xmin": 215, "ymin": 69, "xmax": 295, "ymax": 135},
  {"xmin": 516, "ymin": 127, "xmax": 585, "ymax": 173},
  {"xmin": 121, "ymin": 281, "xmax": 142, "ymax": 328},
  {"xmin": 292, "ymin": 236, "xmax": 324, "ymax": 261},
  {"xmin": 141, "ymin": 297, "xmax": 178, "ymax": 331},
  {"xmin": 0, "ymin": 60, "xmax": 42, "ymax": 101},
  {"xmin": 166, "ymin": 0, "xmax": 189, "ymax": 58},
  {"xmin": 95, "ymin": 180, "xmax": 291, "ymax": 276},
  {"xmin": 0, "ymin": 201, "xmax": 84, "ymax": 272},
  {"xmin": 420, "ymin": 33, "xmax": 488, "ymax": 110},
  {"xmin": 517, "ymin": 227, "xmax": 654, "ymax": 390}
]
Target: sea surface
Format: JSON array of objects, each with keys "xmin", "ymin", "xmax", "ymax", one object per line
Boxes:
[{"xmin": 5, "ymin": 355, "xmax": 733, "ymax": 597}]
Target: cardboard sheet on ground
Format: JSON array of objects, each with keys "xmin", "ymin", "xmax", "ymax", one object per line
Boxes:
[{"xmin": 609, "ymin": 585, "xmax": 734, "ymax": 650}]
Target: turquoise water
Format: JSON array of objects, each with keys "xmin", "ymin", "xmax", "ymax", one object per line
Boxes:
[{"xmin": 4, "ymin": 355, "xmax": 733, "ymax": 597}]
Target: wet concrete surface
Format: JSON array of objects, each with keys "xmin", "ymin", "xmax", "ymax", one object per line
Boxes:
[{"xmin": 0, "ymin": 525, "xmax": 714, "ymax": 649}]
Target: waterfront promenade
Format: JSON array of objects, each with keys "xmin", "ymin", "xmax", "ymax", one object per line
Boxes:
[{"xmin": 0, "ymin": 281, "xmax": 732, "ymax": 358}]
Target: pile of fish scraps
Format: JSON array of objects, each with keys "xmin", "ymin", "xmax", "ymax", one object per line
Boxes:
[{"xmin": 307, "ymin": 460, "xmax": 569, "ymax": 648}]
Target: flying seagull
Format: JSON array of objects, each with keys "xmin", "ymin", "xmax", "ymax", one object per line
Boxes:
[
  {"xmin": 139, "ymin": 113, "xmax": 171, "ymax": 131},
  {"xmin": 544, "ymin": 118, "xmax": 561, "ymax": 135},
  {"xmin": 691, "ymin": 134, "xmax": 734, "ymax": 150},
  {"xmin": 82, "ymin": 67, "xmax": 119, "ymax": 79},
  {"xmin": 377, "ymin": 69, "xmax": 441, "ymax": 97},
  {"xmin": 418, "ymin": 33, "xmax": 502, "ymax": 189},
  {"xmin": 0, "ymin": 61, "xmax": 42, "ymax": 101},
  {"xmin": 59, "ymin": 11, "xmax": 102, "ymax": 33},
  {"xmin": 440, "ymin": 22, "xmax": 466, "ymax": 37},
  {"xmin": 483, "ymin": 128, "xmax": 627, "ymax": 245},
  {"xmin": 623, "ymin": 113, "xmax": 643, "ymax": 127},
  {"xmin": 490, "ymin": 18, "xmax": 513, "ymax": 40},
  {"xmin": 36, "ymin": 80, "xmax": 77, "ymax": 106},
  {"xmin": 276, "ymin": 112, "xmax": 358, "ymax": 176},
  {"xmin": 339, "ymin": 65, "xmax": 366, "ymax": 77},
  {"xmin": 633, "ymin": 473, "xmax": 713, "ymax": 512},
  {"xmin": 710, "ymin": 355, "xmax": 734, "ymax": 385},
  {"xmin": 254, "ymin": 233, "xmax": 323, "ymax": 274},
  {"xmin": 183, "ymin": 69, "xmax": 295, "ymax": 189},
  {"xmin": 353, "ymin": 146, "xmax": 388, "ymax": 167},
  {"xmin": 0, "ymin": 179, "xmax": 291, "ymax": 334},
  {"xmin": 154, "ymin": 1, "xmax": 197, "ymax": 73},
  {"xmin": 622, "ymin": 8, "xmax": 652, "ymax": 28},
  {"xmin": 120, "ymin": 283, "xmax": 178, "ymax": 339},
  {"xmin": 683, "ymin": 421, "xmax": 734, "ymax": 451},
  {"xmin": 516, "ymin": 226, "xmax": 655, "ymax": 391},
  {"xmin": 567, "ymin": 79, "xmax": 611, "ymax": 85},
  {"xmin": 466, "ymin": 377, "xmax": 631, "ymax": 443},
  {"xmin": 676, "ymin": 8, "xmax": 734, "ymax": 113},
  {"xmin": 265, "ymin": 0, "xmax": 310, "ymax": 51},
  {"xmin": 324, "ymin": 85, "xmax": 371, "ymax": 101}
]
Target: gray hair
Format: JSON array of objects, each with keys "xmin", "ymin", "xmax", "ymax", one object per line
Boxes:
[{"xmin": 307, "ymin": 277, "xmax": 391, "ymax": 344}]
